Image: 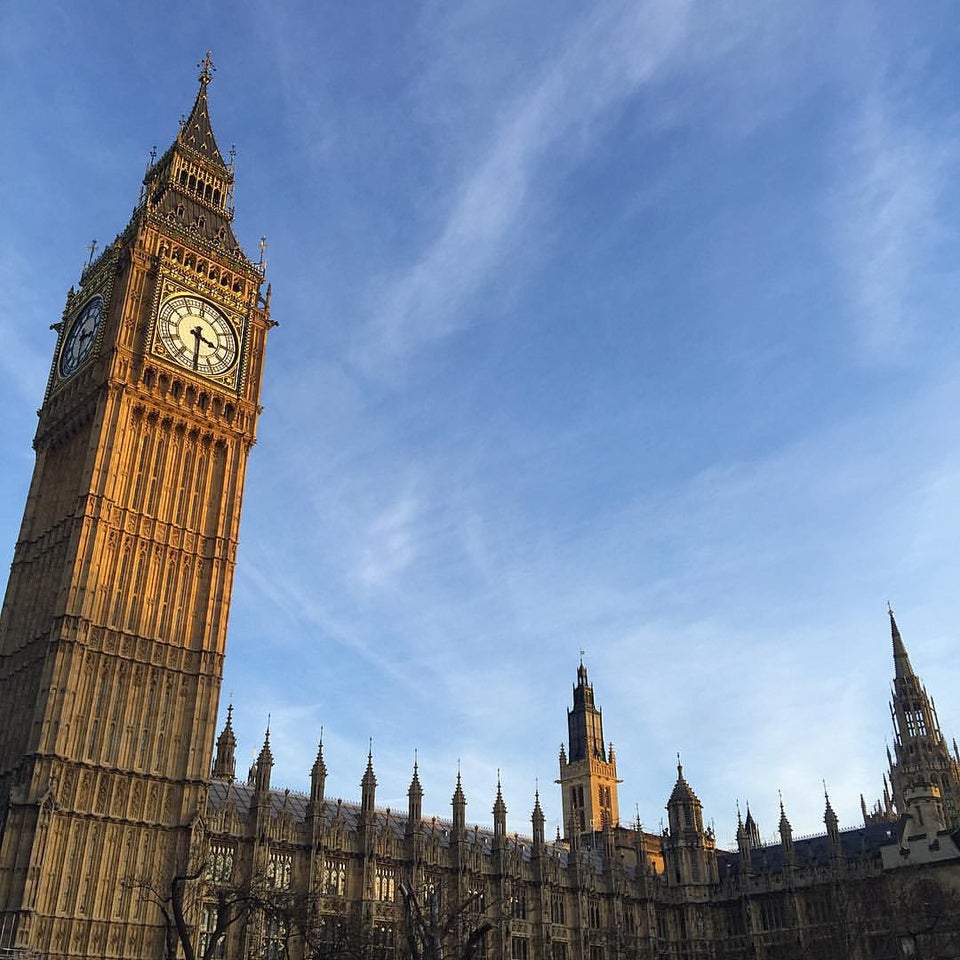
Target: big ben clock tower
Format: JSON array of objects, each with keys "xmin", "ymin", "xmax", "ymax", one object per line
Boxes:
[{"xmin": 0, "ymin": 56, "xmax": 274, "ymax": 959}]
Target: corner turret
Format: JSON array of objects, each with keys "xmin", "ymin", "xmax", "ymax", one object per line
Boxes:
[{"xmin": 211, "ymin": 704, "xmax": 237, "ymax": 781}]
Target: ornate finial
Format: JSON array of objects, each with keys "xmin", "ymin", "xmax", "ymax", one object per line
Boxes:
[
  {"xmin": 199, "ymin": 51, "xmax": 215, "ymax": 85},
  {"xmin": 229, "ymin": 144, "xmax": 236, "ymax": 170},
  {"xmin": 259, "ymin": 236, "xmax": 268, "ymax": 266},
  {"xmin": 149, "ymin": 145, "xmax": 157, "ymax": 165},
  {"xmin": 86, "ymin": 240, "xmax": 98, "ymax": 266}
]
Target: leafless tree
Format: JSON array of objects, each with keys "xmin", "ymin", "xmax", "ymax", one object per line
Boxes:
[{"xmin": 399, "ymin": 883, "xmax": 494, "ymax": 960}]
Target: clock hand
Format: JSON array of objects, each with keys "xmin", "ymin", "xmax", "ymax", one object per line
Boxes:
[{"xmin": 190, "ymin": 325, "xmax": 203, "ymax": 370}]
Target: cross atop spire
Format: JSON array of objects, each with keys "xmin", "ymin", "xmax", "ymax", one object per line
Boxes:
[{"xmin": 199, "ymin": 50, "xmax": 215, "ymax": 85}]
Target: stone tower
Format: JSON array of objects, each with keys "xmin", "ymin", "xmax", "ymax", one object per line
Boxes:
[
  {"xmin": 887, "ymin": 608, "xmax": 960, "ymax": 824},
  {"xmin": 0, "ymin": 56, "xmax": 273, "ymax": 958},
  {"xmin": 557, "ymin": 660, "xmax": 621, "ymax": 838}
]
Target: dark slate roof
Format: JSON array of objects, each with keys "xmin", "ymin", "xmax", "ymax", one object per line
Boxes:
[
  {"xmin": 179, "ymin": 81, "xmax": 227, "ymax": 167},
  {"xmin": 206, "ymin": 780, "xmax": 578, "ymax": 869},
  {"xmin": 151, "ymin": 190, "xmax": 242, "ymax": 256},
  {"xmin": 716, "ymin": 821, "xmax": 897, "ymax": 878}
]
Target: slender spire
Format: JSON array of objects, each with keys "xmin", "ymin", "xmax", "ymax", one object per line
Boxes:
[
  {"xmin": 212, "ymin": 703, "xmax": 237, "ymax": 780},
  {"xmin": 362, "ymin": 743, "xmax": 376, "ymax": 785},
  {"xmin": 257, "ymin": 722, "xmax": 273, "ymax": 766},
  {"xmin": 744, "ymin": 804, "xmax": 760, "ymax": 848},
  {"xmin": 452, "ymin": 766, "xmax": 467, "ymax": 837},
  {"xmin": 407, "ymin": 757, "xmax": 423, "ymax": 835},
  {"xmin": 532, "ymin": 788, "xmax": 545, "ymax": 848},
  {"xmin": 823, "ymin": 783, "xmax": 840, "ymax": 846},
  {"xmin": 310, "ymin": 731, "xmax": 327, "ymax": 804},
  {"xmin": 493, "ymin": 771, "xmax": 507, "ymax": 839},
  {"xmin": 177, "ymin": 50, "xmax": 227, "ymax": 166},
  {"xmin": 778, "ymin": 792, "xmax": 794, "ymax": 860},
  {"xmin": 253, "ymin": 723, "xmax": 273, "ymax": 794},
  {"xmin": 360, "ymin": 743, "xmax": 377, "ymax": 822},
  {"xmin": 889, "ymin": 604, "xmax": 915, "ymax": 681},
  {"xmin": 408, "ymin": 758, "xmax": 423, "ymax": 799}
]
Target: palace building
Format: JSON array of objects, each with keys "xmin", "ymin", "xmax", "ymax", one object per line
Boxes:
[{"xmin": 1, "ymin": 61, "xmax": 960, "ymax": 960}]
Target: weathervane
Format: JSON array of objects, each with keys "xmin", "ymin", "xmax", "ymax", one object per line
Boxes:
[{"xmin": 198, "ymin": 50, "xmax": 215, "ymax": 84}]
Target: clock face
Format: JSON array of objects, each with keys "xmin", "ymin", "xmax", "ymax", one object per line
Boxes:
[
  {"xmin": 59, "ymin": 296, "xmax": 104, "ymax": 378},
  {"xmin": 157, "ymin": 295, "xmax": 238, "ymax": 376}
]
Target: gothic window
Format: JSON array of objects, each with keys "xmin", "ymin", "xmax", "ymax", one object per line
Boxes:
[
  {"xmin": 375, "ymin": 865, "xmax": 397, "ymax": 902},
  {"xmin": 207, "ymin": 843, "xmax": 234, "ymax": 883},
  {"xmin": 267, "ymin": 852, "xmax": 292, "ymax": 890},
  {"xmin": 263, "ymin": 916, "xmax": 286, "ymax": 960},
  {"xmin": 760, "ymin": 897, "xmax": 784, "ymax": 931},
  {"xmin": 511, "ymin": 937, "xmax": 529, "ymax": 960},
  {"xmin": 467, "ymin": 887, "xmax": 486, "ymax": 914},
  {"xmin": 322, "ymin": 858, "xmax": 346, "ymax": 897},
  {"xmin": 551, "ymin": 894, "xmax": 565, "ymax": 925},
  {"xmin": 318, "ymin": 918, "xmax": 345, "ymax": 953},
  {"xmin": 551, "ymin": 944, "xmax": 568, "ymax": 960},
  {"xmin": 372, "ymin": 923, "xmax": 395, "ymax": 960},
  {"xmin": 198, "ymin": 904, "xmax": 225, "ymax": 959},
  {"xmin": 588, "ymin": 900, "xmax": 602, "ymax": 929},
  {"xmin": 905, "ymin": 709, "xmax": 927, "ymax": 737},
  {"xmin": 511, "ymin": 889, "xmax": 527, "ymax": 919}
]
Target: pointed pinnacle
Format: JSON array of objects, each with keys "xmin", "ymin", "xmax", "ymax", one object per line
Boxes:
[{"xmin": 889, "ymin": 605, "xmax": 915, "ymax": 680}]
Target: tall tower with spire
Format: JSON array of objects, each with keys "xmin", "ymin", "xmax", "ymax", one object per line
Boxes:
[
  {"xmin": 886, "ymin": 609, "xmax": 960, "ymax": 824},
  {"xmin": 557, "ymin": 659, "xmax": 622, "ymax": 838},
  {"xmin": 0, "ymin": 56, "xmax": 273, "ymax": 958}
]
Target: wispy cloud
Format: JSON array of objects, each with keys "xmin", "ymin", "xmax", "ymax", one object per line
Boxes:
[
  {"xmin": 834, "ymin": 92, "xmax": 956, "ymax": 359},
  {"xmin": 356, "ymin": 0, "xmax": 693, "ymax": 370}
]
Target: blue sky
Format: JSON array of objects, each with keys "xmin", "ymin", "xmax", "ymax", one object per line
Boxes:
[{"xmin": 2, "ymin": 1, "xmax": 960, "ymax": 848}]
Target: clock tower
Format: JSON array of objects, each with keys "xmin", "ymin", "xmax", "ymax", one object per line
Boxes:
[{"xmin": 0, "ymin": 56, "xmax": 274, "ymax": 959}]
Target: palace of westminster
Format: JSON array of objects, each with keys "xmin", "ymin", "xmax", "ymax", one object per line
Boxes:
[{"xmin": 1, "ymin": 60, "xmax": 960, "ymax": 960}]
